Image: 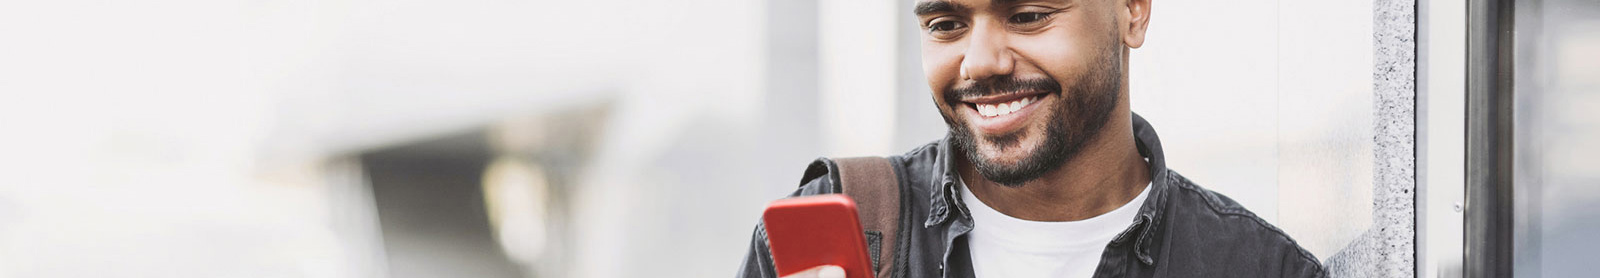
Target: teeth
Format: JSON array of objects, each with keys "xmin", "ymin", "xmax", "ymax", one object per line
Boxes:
[{"xmin": 974, "ymin": 96, "xmax": 1037, "ymax": 117}]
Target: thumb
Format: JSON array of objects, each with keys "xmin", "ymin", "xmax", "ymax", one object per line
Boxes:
[
  {"xmin": 783, "ymin": 265, "xmax": 846, "ymax": 278},
  {"xmin": 816, "ymin": 265, "xmax": 845, "ymax": 278}
]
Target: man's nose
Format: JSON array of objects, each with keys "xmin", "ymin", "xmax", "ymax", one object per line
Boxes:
[{"xmin": 959, "ymin": 24, "xmax": 1015, "ymax": 81}]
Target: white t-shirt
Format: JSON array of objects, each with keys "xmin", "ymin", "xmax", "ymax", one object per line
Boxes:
[{"xmin": 959, "ymin": 179, "xmax": 1150, "ymax": 278}]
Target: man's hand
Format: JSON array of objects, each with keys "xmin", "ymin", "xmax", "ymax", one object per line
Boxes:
[{"xmin": 781, "ymin": 265, "xmax": 846, "ymax": 278}]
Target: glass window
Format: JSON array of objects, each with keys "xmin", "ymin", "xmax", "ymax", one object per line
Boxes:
[{"xmin": 1512, "ymin": 0, "xmax": 1600, "ymax": 276}]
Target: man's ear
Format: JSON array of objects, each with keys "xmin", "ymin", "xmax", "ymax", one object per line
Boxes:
[{"xmin": 1122, "ymin": 0, "xmax": 1152, "ymax": 49}]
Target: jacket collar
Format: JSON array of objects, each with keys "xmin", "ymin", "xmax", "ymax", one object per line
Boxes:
[{"xmin": 924, "ymin": 112, "xmax": 1170, "ymax": 265}]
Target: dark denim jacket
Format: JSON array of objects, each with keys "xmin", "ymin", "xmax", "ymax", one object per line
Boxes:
[{"xmin": 738, "ymin": 113, "xmax": 1326, "ymax": 278}]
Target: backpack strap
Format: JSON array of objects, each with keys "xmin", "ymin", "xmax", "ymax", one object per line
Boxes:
[{"xmin": 831, "ymin": 157, "xmax": 902, "ymax": 278}]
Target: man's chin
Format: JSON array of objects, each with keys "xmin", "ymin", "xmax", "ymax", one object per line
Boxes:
[
  {"xmin": 950, "ymin": 120, "xmax": 1062, "ymax": 186},
  {"xmin": 973, "ymin": 133, "xmax": 1032, "ymax": 157},
  {"xmin": 973, "ymin": 151, "xmax": 1028, "ymax": 167}
]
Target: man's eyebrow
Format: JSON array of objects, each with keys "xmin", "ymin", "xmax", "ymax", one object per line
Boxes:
[
  {"xmin": 913, "ymin": 0, "xmax": 967, "ymax": 16},
  {"xmin": 913, "ymin": 0, "xmax": 1040, "ymax": 16}
]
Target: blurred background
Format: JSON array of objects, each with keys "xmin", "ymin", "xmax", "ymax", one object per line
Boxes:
[
  {"xmin": 0, "ymin": 0, "xmax": 1594, "ymax": 277},
  {"xmin": 1511, "ymin": 0, "xmax": 1600, "ymax": 277}
]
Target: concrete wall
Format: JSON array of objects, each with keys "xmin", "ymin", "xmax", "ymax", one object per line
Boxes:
[{"xmin": 1324, "ymin": 0, "xmax": 1419, "ymax": 276}]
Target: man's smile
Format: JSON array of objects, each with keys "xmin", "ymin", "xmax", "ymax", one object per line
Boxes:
[{"xmin": 960, "ymin": 92, "xmax": 1052, "ymax": 135}]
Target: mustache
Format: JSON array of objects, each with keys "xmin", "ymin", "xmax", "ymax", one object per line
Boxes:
[{"xmin": 944, "ymin": 76, "xmax": 1062, "ymax": 103}]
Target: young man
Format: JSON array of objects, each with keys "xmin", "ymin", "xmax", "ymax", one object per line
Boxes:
[{"xmin": 739, "ymin": 0, "xmax": 1324, "ymax": 277}]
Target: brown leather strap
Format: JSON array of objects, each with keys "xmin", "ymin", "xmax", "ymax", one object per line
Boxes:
[{"xmin": 833, "ymin": 157, "xmax": 900, "ymax": 278}]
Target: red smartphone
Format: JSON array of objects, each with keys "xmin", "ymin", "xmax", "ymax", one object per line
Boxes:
[{"xmin": 762, "ymin": 194, "xmax": 875, "ymax": 278}]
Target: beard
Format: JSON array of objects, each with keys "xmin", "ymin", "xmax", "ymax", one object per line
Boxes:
[{"xmin": 941, "ymin": 37, "xmax": 1124, "ymax": 187}]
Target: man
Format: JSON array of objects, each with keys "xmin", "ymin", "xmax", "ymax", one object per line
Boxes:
[{"xmin": 739, "ymin": 0, "xmax": 1324, "ymax": 277}]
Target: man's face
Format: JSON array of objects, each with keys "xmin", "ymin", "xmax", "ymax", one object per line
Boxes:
[{"xmin": 916, "ymin": 0, "xmax": 1126, "ymax": 186}]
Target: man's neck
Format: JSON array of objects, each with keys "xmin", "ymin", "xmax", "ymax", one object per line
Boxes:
[{"xmin": 958, "ymin": 118, "xmax": 1152, "ymax": 222}]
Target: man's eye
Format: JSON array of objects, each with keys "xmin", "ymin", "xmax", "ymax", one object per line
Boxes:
[
  {"xmin": 928, "ymin": 21, "xmax": 966, "ymax": 33},
  {"xmin": 1008, "ymin": 12, "xmax": 1052, "ymax": 24}
]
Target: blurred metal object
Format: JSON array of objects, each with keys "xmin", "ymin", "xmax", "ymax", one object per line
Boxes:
[{"xmin": 1465, "ymin": 0, "xmax": 1517, "ymax": 276}]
